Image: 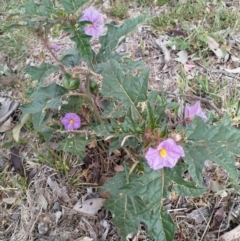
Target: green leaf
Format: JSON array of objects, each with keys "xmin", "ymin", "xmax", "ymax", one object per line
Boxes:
[
  {"xmin": 21, "ymin": 0, "xmax": 54, "ymax": 16},
  {"xmin": 61, "ymin": 47, "xmax": 81, "ymax": 67},
  {"xmin": 21, "ymin": 0, "xmax": 38, "ymax": 15},
  {"xmin": 59, "ymin": 0, "xmax": 88, "ymax": 13},
  {"xmin": 98, "ymin": 15, "xmax": 149, "ymax": 56},
  {"xmin": 60, "ymin": 96, "xmax": 85, "ymax": 114},
  {"xmin": 36, "ymin": 0, "xmax": 54, "ymax": 16},
  {"xmin": 24, "ymin": 63, "xmax": 59, "ymax": 87},
  {"xmin": 101, "ymin": 102, "xmax": 126, "ymax": 119},
  {"xmin": 103, "ymin": 162, "xmax": 197, "ymax": 241},
  {"xmin": 58, "ymin": 134, "xmax": 92, "ymax": 158},
  {"xmin": 20, "ymin": 83, "xmax": 67, "ymax": 142},
  {"xmin": 21, "ymin": 82, "xmax": 67, "ymax": 117},
  {"xmin": 183, "ymin": 117, "xmax": 240, "ymax": 186},
  {"xmin": 13, "ymin": 114, "xmax": 31, "ymax": 142},
  {"xmin": 32, "ymin": 111, "xmax": 53, "ymax": 143},
  {"xmin": 102, "ymin": 171, "xmax": 148, "ymax": 240},
  {"xmin": 100, "ymin": 59, "xmax": 149, "ymax": 120},
  {"xmin": 95, "ymin": 46, "xmax": 144, "ymax": 71},
  {"xmin": 66, "ymin": 22, "xmax": 93, "ymax": 67},
  {"xmin": 121, "ymin": 162, "xmax": 203, "ymax": 240}
]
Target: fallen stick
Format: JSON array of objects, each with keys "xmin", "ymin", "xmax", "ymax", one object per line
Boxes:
[{"xmin": 220, "ymin": 224, "xmax": 240, "ymax": 241}]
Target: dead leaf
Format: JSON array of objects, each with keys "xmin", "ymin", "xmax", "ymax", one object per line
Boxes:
[
  {"xmin": 81, "ymin": 217, "xmax": 97, "ymax": 241},
  {"xmin": 206, "ymin": 36, "xmax": 229, "ymax": 60},
  {"xmin": 175, "ymin": 50, "xmax": 188, "ymax": 64},
  {"xmin": 88, "ymin": 140, "xmax": 97, "ymax": 149},
  {"xmin": 113, "ymin": 149, "xmax": 121, "ymax": 156},
  {"xmin": 38, "ymin": 193, "xmax": 48, "ymax": 210},
  {"xmin": 209, "ymin": 179, "xmax": 224, "ymax": 192},
  {"xmin": 0, "ymin": 76, "xmax": 20, "ymax": 86},
  {"xmin": 114, "ymin": 164, "xmax": 124, "ymax": 172},
  {"xmin": 211, "ymin": 206, "xmax": 224, "ymax": 230},
  {"xmin": 10, "ymin": 146, "xmax": 24, "ymax": 176},
  {"xmin": 186, "ymin": 207, "xmax": 210, "ymax": 223},
  {"xmin": 223, "ymin": 67, "xmax": 240, "ymax": 74},
  {"xmin": 92, "ymin": 163, "xmax": 101, "ymax": 184},
  {"xmin": 83, "ymin": 155, "xmax": 92, "ymax": 167},
  {"xmin": 100, "ymin": 220, "xmax": 110, "ymax": 240},
  {"xmin": 75, "ymin": 238, "xmax": 93, "ymax": 241},
  {"xmin": 0, "ymin": 117, "xmax": 13, "ymax": 132},
  {"xmin": 98, "ymin": 175, "xmax": 111, "ymax": 186},
  {"xmin": 220, "ymin": 224, "xmax": 240, "ymax": 241},
  {"xmin": 0, "ymin": 98, "xmax": 19, "ymax": 125},
  {"xmin": 184, "ymin": 64, "xmax": 196, "ymax": 73},
  {"xmin": 2, "ymin": 197, "xmax": 17, "ymax": 204},
  {"xmin": 12, "ymin": 113, "xmax": 31, "ymax": 142},
  {"xmin": 47, "ymin": 177, "xmax": 71, "ymax": 203},
  {"xmin": 73, "ymin": 197, "xmax": 105, "ymax": 216}
]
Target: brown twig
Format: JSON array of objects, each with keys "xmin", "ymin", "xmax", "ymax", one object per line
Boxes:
[
  {"xmin": 41, "ymin": 37, "xmax": 67, "ymax": 74},
  {"xmin": 168, "ymin": 92, "xmax": 224, "ymax": 117}
]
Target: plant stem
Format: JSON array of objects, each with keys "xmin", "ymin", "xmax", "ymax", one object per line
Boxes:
[
  {"xmin": 41, "ymin": 37, "xmax": 67, "ymax": 74},
  {"xmin": 123, "ymin": 162, "xmax": 137, "ymax": 214},
  {"xmin": 66, "ymin": 92, "xmax": 102, "ymax": 124}
]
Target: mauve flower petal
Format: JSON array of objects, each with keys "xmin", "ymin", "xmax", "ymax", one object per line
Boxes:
[
  {"xmin": 84, "ymin": 26, "xmax": 100, "ymax": 38},
  {"xmin": 61, "ymin": 113, "xmax": 81, "ymax": 130},
  {"xmin": 145, "ymin": 148, "xmax": 161, "ymax": 169},
  {"xmin": 51, "ymin": 43, "xmax": 61, "ymax": 52},
  {"xmin": 61, "ymin": 117, "xmax": 70, "ymax": 125},
  {"xmin": 145, "ymin": 138, "xmax": 185, "ymax": 170},
  {"xmin": 162, "ymin": 155, "xmax": 177, "ymax": 168},
  {"xmin": 185, "ymin": 101, "xmax": 207, "ymax": 122},
  {"xmin": 80, "ymin": 8, "xmax": 104, "ymax": 38}
]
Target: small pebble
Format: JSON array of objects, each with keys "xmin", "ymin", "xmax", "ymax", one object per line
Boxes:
[{"xmin": 38, "ymin": 222, "xmax": 49, "ymax": 235}]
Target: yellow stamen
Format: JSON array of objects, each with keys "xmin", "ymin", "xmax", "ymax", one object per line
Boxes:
[
  {"xmin": 69, "ymin": 119, "xmax": 74, "ymax": 124},
  {"xmin": 159, "ymin": 148, "xmax": 167, "ymax": 158}
]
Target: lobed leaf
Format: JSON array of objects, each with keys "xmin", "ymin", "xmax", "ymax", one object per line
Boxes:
[
  {"xmin": 103, "ymin": 162, "xmax": 202, "ymax": 240},
  {"xmin": 61, "ymin": 47, "xmax": 81, "ymax": 67},
  {"xmin": 102, "ymin": 171, "xmax": 148, "ymax": 240},
  {"xmin": 183, "ymin": 117, "xmax": 240, "ymax": 186},
  {"xmin": 120, "ymin": 162, "xmax": 204, "ymax": 240},
  {"xmin": 66, "ymin": 22, "xmax": 94, "ymax": 68},
  {"xmin": 24, "ymin": 63, "xmax": 59, "ymax": 87},
  {"xmin": 59, "ymin": 0, "xmax": 88, "ymax": 13},
  {"xmin": 58, "ymin": 134, "xmax": 92, "ymax": 159},
  {"xmin": 20, "ymin": 83, "xmax": 67, "ymax": 142},
  {"xmin": 21, "ymin": 0, "xmax": 54, "ymax": 17},
  {"xmin": 98, "ymin": 15, "xmax": 149, "ymax": 56},
  {"xmin": 100, "ymin": 59, "xmax": 149, "ymax": 120}
]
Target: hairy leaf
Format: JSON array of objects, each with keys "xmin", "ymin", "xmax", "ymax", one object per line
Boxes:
[
  {"xmin": 61, "ymin": 47, "xmax": 81, "ymax": 67},
  {"xmin": 60, "ymin": 0, "xmax": 88, "ymax": 13},
  {"xmin": 100, "ymin": 59, "xmax": 149, "ymax": 120},
  {"xmin": 20, "ymin": 83, "xmax": 67, "ymax": 142},
  {"xmin": 183, "ymin": 117, "xmax": 240, "ymax": 186},
  {"xmin": 58, "ymin": 134, "xmax": 92, "ymax": 158},
  {"xmin": 120, "ymin": 162, "xmax": 204, "ymax": 240},
  {"xmin": 98, "ymin": 15, "xmax": 149, "ymax": 56},
  {"xmin": 60, "ymin": 96, "xmax": 85, "ymax": 114},
  {"xmin": 24, "ymin": 63, "xmax": 59, "ymax": 86},
  {"xmin": 21, "ymin": 0, "xmax": 54, "ymax": 16},
  {"xmin": 21, "ymin": 82, "xmax": 67, "ymax": 116},
  {"xmin": 101, "ymin": 102, "xmax": 126, "ymax": 119},
  {"xmin": 102, "ymin": 171, "xmax": 148, "ymax": 240},
  {"xmin": 66, "ymin": 22, "xmax": 93, "ymax": 67},
  {"xmin": 32, "ymin": 111, "xmax": 53, "ymax": 143}
]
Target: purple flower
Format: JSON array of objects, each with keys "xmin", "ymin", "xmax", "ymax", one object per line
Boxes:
[
  {"xmin": 185, "ymin": 101, "xmax": 207, "ymax": 123},
  {"xmin": 51, "ymin": 43, "xmax": 61, "ymax": 52},
  {"xmin": 79, "ymin": 8, "xmax": 104, "ymax": 38},
  {"xmin": 145, "ymin": 139, "xmax": 185, "ymax": 170},
  {"xmin": 61, "ymin": 113, "xmax": 81, "ymax": 131}
]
